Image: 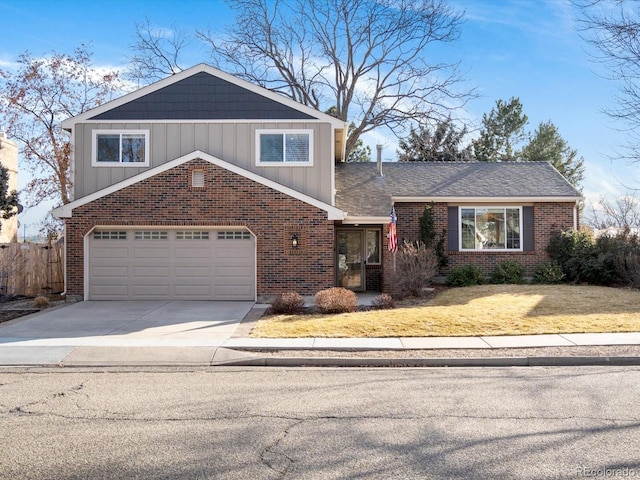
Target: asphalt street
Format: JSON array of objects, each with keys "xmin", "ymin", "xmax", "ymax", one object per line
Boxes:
[{"xmin": 1, "ymin": 366, "xmax": 639, "ymax": 479}]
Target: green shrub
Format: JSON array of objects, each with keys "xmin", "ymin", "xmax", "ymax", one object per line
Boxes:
[
  {"xmin": 446, "ymin": 264, "xmax": 484, "ymax": 287},
  {"xmin": 418, "ymin": 203, "xmax": 448, "ymax": 268},
  {"xmin": 315, "ymin": 287, "xmax": 358, "ymax": 314},
  {"xmin": 392, "ymin": 241, "xmax": 439, "ymax": 297},
  {"xmin": 491, "ymin": 260, "xmax": 525, "ymax": 284},
  {"xmin": 548, "ymin": 228, "xmax": 640, "ymax": 285},
  {"xmin": 270, "ymin": 292, "xmax": 305, "ymax": 314},
  {"xmin": 370, "ymin": 293, "xmax": 395, "ymax": 310},
  {"xmin": 532, "ymin": 261, "xmax": 565, "ymax": 284}
]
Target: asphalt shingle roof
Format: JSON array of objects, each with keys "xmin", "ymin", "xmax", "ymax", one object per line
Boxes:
[{"xmin": 335, "ymin": 161, "xmax": 583, "ymax": 218}]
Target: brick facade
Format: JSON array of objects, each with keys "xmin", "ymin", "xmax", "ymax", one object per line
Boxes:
[
  {"xmin": 64, "ymin": 159, "xmax": 335, "ymax": 299},
  {"xmin": 383, "ymin": 201, "xmax": 577, "ymax": 289}
]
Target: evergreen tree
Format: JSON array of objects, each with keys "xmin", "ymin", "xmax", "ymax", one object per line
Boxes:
[
  {"xmin": 473, "ymin": 97, "xmax": 528, "ymax": 161},
  {"xmin": 0, "ymin": 164, "xmax": 18, "ymax": 231},
  {"xmin": 397, "ymin": 117, "xmax": 471, "ymax": 162},
  {"xmin": 521, "ymin": 121, "xmax": 585, "ymax": 188}
]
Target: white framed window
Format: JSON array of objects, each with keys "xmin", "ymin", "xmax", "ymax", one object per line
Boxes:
[
  {"xmin": 256, "ymin": 129, "xmax": 313, "ymax": 166},
  {"xmin": 92, "ymin": 130, "xmax": 149, "ymax": 166},
  {"xmin": 460, "ymin": 207, "xmax": 522, "ymax": 251}
]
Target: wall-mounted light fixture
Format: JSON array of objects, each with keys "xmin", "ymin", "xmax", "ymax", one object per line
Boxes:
[{"xmin": 291, "ymin": 233, "xmax": 299, "ymax": 249}]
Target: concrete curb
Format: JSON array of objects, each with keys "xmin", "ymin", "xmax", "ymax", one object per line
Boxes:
[{"xmin": 219, "ymin": 355, "xmax": 640, "ymax": 368}]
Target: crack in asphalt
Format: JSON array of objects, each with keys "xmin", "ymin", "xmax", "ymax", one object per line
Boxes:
[{"xmin": 259, "ymin": 418, "xmax": 305, "ymax": 479}]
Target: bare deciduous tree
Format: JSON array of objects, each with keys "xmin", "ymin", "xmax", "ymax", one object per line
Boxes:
[
  {"xmin": 0, "ymin": 45, "xmax": 121, "ymax": 207},
  {"xmin": 586, "ymin": 193, "xmax": 640, "ymax": 229},
  {"xmin": 574, "ymin": 0, "xmax": 640, "ymax": 160},
  {"xmin": 194, "ymin": 0, "xmax": 471, "ymax": 158},
  {"xmin": 127, "ymin": 17, "xmax": 189, "ymax": 85}
]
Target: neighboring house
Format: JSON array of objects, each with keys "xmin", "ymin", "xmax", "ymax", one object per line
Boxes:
[
  {"xmin": 0, "ymin": 132, "xmax": 18, "ymax": 243},
  {"xmin": 53, "ymin": 64, "xmax": 582, "ymax": 302}
]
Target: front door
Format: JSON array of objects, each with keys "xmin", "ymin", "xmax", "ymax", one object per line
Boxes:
[{"xmin": 336, "ymin": 230, "xmax": 365, "ymax": 291}]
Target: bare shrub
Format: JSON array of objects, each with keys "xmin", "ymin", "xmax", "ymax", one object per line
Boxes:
[
  {"xmin": 270, "ymin": 292, "xmax": 305, "ymax": 315},
  {"xmin": 315, "ymin": 287, "xmax": 358, "ymax": 314},
  {"xmin": 371, "ymin": 293, "xmax": 395, "ymax": 310},
  {"xmin": 33, "ymin": 296, "xmax": 49, "ymax": 308},
  {"xmin": 392, "ymin": 241, "xmax": 438, "ymax": 297},
  {"xmin": 615, "ymin": 252, "xmax": 640, "ymax": 288}
]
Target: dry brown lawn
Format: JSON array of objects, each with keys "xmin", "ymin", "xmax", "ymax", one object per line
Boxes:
[{"xmin": 250, "ymin": 284, "xmax": 640, "ymax": 338}]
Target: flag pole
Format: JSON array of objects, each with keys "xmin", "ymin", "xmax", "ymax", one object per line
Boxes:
[{"xmin": 389, "ymin": 206, "xmax": 398, "ymax": 271}]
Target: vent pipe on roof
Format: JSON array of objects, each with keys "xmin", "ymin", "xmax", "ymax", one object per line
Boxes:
[{"xmin": 376, "ymin": 144, "xmax": 383, "ymax": 177}]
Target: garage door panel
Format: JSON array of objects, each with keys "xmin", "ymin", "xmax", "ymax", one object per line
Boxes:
[
  {"xmin": 133, "ymin": 266, "xmax": 170, "ymax": 277},
  {"xmin": 92, "ymin": 247, "xmax": 129, "ymax": 259},
  {"xmin": 132, "ymin": 285, "xmax": 170, "ymax": 296},
  {"xmin": 133, "ymin": 247, "xmax": 170, "ymax": 258},
  {"xmin": 175, "ymin": 266, "xmax": 211, "ymax": 277},
  {"xmin": 92, "ymin": 285, "xmax": 129, "ymax": 298},
  {"xmin": 215, "ymin": 266, "xmax": 252, "ymax": 277},
  {"xmin": 216, "ymin": 247, "xmax": 252, "ymax": 259},
  {"xmin": 175, "ymin": 285, "xmax": 211, "ymax": 296},
  {"xmin": 217, "ymin": 285, "xmax": 254, "ymax": 298},
  {"xmin": 215, "ymin": 257, "xmax": 253, "ymax": 268},
  {"xmin": 92, "ymin": 266, "xmax": 130, "ymax": 277},
  {"xmin": 175, "ymin": 247, "xmax": 212, "ymax": 258},
  {"xmin": 90, "ymin": 229, "xmax": 255, "ymax": 300}
]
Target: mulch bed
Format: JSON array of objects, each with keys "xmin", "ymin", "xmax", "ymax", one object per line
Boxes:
[{"xmin": 0, "ymin": 295, "xmax": 64, "ymax": 324}]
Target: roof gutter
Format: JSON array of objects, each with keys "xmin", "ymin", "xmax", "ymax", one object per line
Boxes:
[{"xmin": 391, "ymin": 195, "xmax": 585, "ymax": 203}]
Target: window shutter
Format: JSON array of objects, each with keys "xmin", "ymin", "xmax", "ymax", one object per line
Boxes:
[
  {"xmin": 448, "ymin": 206, "xmax": 458, "ymax": 251},
  {"xmin": 523, "ymin": 206, "xmax": 534, "ymax": 251}
]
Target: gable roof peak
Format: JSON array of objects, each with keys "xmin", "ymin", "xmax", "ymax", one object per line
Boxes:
[{"xmin": 61, "ymin": 63, "xmax": 346, "ymax": 129}]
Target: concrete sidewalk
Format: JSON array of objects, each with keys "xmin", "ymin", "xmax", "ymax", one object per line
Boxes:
[{"xmin": 0, "ymin": 301, "xmax": 639, "ymax": 367}]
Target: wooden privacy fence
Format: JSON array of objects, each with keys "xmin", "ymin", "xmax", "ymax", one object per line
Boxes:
[{"xmin": 0, "ymin": 242, "xmax": 64, "ymax": 298}]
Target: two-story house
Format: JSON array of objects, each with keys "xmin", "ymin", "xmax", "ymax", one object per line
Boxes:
[{"xmin": 54, "ymin": 64, "xmax": 582, "ymax": 302}]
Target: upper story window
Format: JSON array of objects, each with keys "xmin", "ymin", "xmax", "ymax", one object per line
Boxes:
[
  {"xmin": 460, "ymin": 207, "xmax": 522, "ymax": 251},
  {"xmin": 92, "ymin": 130, "xmax": 149, "ymax": 166},
  {"xmin": 256, "ymin": 129, "xmax": 313, "ymax": 166}
]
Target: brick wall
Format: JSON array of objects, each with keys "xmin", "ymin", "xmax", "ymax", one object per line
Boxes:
[
  {"xmin": 388, "ymin": 201, "xmax": 577, "ymax": 282},
  {"xmin": 65, "ymin": 159, "xmax": 335, "ymax": 299}
]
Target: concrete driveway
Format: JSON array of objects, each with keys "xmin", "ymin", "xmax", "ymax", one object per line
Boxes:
[{"xmin": 0, "ymin": 300, "xmax": 255, "ymax": 347}]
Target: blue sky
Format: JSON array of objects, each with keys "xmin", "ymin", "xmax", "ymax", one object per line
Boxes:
[{"xmin": 1, "ymin": 0, "xmax": 637, "ymax": 236}]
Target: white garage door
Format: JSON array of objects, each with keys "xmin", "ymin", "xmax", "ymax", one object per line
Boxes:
[{"xmin": 88, "ymin": 229, "xmax": 255, "ymax": 300}]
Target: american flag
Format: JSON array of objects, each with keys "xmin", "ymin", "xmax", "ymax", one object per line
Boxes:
[{"xmin": 388, "ymin": 206, "xmax": 398, "ymax": 253}]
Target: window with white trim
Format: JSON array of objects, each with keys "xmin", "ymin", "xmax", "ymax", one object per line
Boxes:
[
  {"xmin": 460, "ymin": 207, "xmax": 522, "ymax": 251},
  {"xmin": 256, "ymin": 130, "xmax": 313, "ymax": 165},
  {"xmin": 92, "ymin": 130, "xmax": 149, "ymax": 166}
]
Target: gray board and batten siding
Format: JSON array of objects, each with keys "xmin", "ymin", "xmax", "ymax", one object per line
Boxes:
[
  {"xmin": 71, "ymin": 70, "xmax": 335, "ymax": 204},
  {"xmin": 73, "ymin": 122, "xmax": 334, "ymax": 204}
]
